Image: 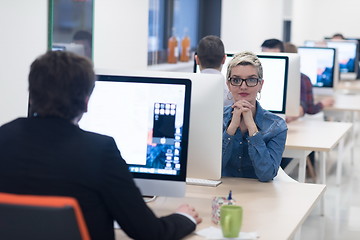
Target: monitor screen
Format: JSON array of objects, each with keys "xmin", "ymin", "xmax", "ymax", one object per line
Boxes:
[
  {"xmin": 256, "ymin": 55, "xmax": 288, "ymax": 114},
  {"xmin": 52, "ymin": 43, "xmax": 86, "ymax": 57},
  {"xmin": 304, "ymin": 40, "xmax": 358, "ymax": 78},
  {"xmin": 297, "ymin": 47, "xmax": 337, "ymax": 88},
  {"xmin": 325, "ymin": 40, "xmax": 358, "ymax": 74},
  {"xmin": 79, "ymin": 74, "xmax": 191, "ymax": 197},
  {"xmin": 194, "ymin": 53, "xmax": 289, "ymax": 114}
]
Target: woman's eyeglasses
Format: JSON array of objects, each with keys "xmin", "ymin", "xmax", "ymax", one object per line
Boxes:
[{"xmin": 228, "ymin": 77, "xmax": 260, "ymax": 87}]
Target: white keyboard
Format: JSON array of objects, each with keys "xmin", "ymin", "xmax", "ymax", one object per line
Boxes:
[{"xmin": 186, "ymin": 178, "xmax": 222, "ymax": 187}]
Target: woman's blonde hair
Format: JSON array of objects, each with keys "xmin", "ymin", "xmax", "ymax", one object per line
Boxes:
[{"xmin": 226, "ymin": 51, "xmax": 263, "ymax": 81}]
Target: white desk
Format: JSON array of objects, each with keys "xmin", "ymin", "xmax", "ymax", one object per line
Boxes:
[
  {"xmin": 115, "ymin": 178, "xmax": 326, "ymax": 240},
  {"xmin": 284, "ymin": 119, "xmax": 352, "ymax": 186},
  {"xmin": 335, "ymin": 80, "xmax": 360, "ymax": 94},
  {"xmin": 326, "ymin": 93, "xmax": 360, "ymax": 112},
  {"xmin": 323, "ymin": 93, "xmax": 360, "ymax": 163}
]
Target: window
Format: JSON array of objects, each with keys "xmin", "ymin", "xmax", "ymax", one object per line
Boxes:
[
  {"xmin": 148, "ymin": 0, "xmax": 166, "ymax": 64},
  {"xmin": 148, "ymin": 0, "xmax": 203, "ymax": 65},
  {"xmin": 148, "ymin": 0, "xmax": 222, "ymax": 66},
  {"xmin": 49, "ymin": 0, "xmax": 94, "ymax": 60}
]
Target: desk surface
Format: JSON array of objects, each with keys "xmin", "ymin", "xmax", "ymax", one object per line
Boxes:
[
  {"xmin": 336, "ymin": 80, "xmax": 360, "ymax": 93},
  {"xmin": 285, "ymin": 119, "xmax": 352, "ymax": 151},
  {"xmin": 116, "ymin": 178, "xmax": 325, "ymax": 240},
  {"xmin": 324, "ymin": 93, "xmax": 360, "ymax": 112}
]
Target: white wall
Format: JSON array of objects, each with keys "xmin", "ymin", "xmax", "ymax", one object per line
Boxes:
[
  {"xmin": 292, "ymin": 0, "xmax": 360, "ymax": 45},
  {"xmin": 0, "ymin": 1, "xmax": 48, "ymax": 125},
  {"xmin": 221, "ymin": 0, "xmax": 360, "ymax": 52},
  {"xmin": 3, "ymin": 0, "xmax": 360, "ymax": 126},
  {"xmin": 221, "ymin": 0, "xmax": 284, "ymax": 53},
  {"xmin": 93, "ymin": 0, "xmax": 149, "ymax": 71},
  {"xmin": 0, "ymin": 0, "xmax": 149, "ymax": 125}
]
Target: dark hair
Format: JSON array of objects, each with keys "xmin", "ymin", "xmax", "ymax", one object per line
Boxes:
[
  {"xmin": 332, "ymin": 33, "xmax": 345, "ymax": 40},
  {"xmin": 73, "ymin": 30, "xmax": 92, "ymax": 45},
  {"xmin": 284, "ymin": 42, "xmax": 298, "ymax": 53},
  {"xmin": 261, "ymin": 38, "xmax": 284, "ymax": 52},
  {"xmin": 196, "ymin": 35, "xmax": 225, "ymax": 69},
  {"xmin": 28, "ymin": 51, "xmax": 95, "ymax": 120}
]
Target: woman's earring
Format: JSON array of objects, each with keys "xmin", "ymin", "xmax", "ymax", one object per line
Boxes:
[
  {"xmin": 256, "ymin": 91, "xmax": 261, "ymax": 101},
  {"xmin": 227, "ymin": 91, "xmax": 233, "ymax": 100}
]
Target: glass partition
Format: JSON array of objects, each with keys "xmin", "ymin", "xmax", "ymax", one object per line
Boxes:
[{"xmin": 49, "ymin": 0, "xmax": 94, "ymax": 60}]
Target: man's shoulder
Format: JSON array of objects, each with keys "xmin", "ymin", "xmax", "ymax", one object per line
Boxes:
[
  {"xmin": 79, "ymin": 128, "xmax": 115, "ymax": 142},
  {"xmin": 0, "ymin": 118, "xmax": 27, "ymax": 132}
]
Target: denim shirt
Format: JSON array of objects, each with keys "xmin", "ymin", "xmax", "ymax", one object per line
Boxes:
[{"xmin": 222, "ymin": 102, "xmax": 287, "ymax": 182}]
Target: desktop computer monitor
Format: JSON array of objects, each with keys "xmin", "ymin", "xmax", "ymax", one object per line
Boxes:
[
  {"xmin": 256, "ymin": 54, "xmax": 288, "ymax": 115},
  {"xmin": 194, "ymin": 53, "xmax": 301, "ymax": 116},
  {"xmin": 81, "ymin": 70, "xmax": 224, "ymax": 189},
  {"xmin": 326, "ymin": 40, "xmax": 359, "ymax": 79},
  {"xmin": 52, "ymin": 43, "xmax": 86, "ymax": 57},
  {"xmin": 79, "ymin": 72, "xmax": 191, "ymax": 197},
  {"xmin": 181, "ymin": 73, "xmax": 223, "ymax": 180},
  {"xmin": 135, "ymin": 71, "xmax": 222, "ymax": 181},
  {"xmin": 304, "ymin": 40, "xmax": 358, "ymax": 80},
  {"xmin": 257, "ymin": 52, "xmax": 301, "ymax": 117},
  {"xmin": 297, "ymin": 47, "xmax": 339, "ymax": 95}
]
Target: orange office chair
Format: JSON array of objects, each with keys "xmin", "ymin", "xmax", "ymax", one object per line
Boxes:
[{"xmin": 0, "ymin": 192, "xmax": 90, "ymax": 240}]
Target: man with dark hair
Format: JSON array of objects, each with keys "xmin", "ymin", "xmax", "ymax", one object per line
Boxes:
[
  {"xmin": 28, "ymin": 51, "xmax": 95, "ymax": 121},
  {"xmin": 331, "ymin": 33, "xmax": 345, "ymax": 40},
  {"xmin": 195, "ymin": 35, "xmax": 225, "ymax": 70},
  {"xmin": 0, "ymin": 51, "xmax": 201, "ymax": 240},
  {"xmin": 261, "ymin": 38, "xmax": 285, "ymax": 52},
  {"xmin": 195, "ymin": 35, "xmax": 232, "ymax": 105}
]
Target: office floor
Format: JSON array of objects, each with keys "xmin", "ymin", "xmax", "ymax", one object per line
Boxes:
[{"xmin": 292, "ymin": 135, "xmax": 360, "ymax": 240}]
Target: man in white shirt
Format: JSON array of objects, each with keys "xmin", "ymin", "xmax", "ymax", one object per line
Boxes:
[{"xmin": 195, "ymin": 35, "xmax": 232, "ymax": 106}]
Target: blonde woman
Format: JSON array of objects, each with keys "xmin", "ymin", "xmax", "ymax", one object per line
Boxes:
[{"xmin": 222, "ymin": 51, "xmax": 287, "ymax": 182}]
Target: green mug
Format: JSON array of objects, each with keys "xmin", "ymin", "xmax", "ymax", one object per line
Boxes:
[{"xmin": 220, "ymin": 205, "xmax": 243, "ymax": 238}]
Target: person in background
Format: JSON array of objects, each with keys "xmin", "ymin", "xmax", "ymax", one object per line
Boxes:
[
  {"xmin": 260, "ymin": 38, "xmax": 285, "ymax": 52},
  {"xmin": 222, "ymin": 51, "xmax": 287, "ymax": 182},
  {"xmin": 0, "ymin": 51, "xmax": 201, "ymax": 240},
  {"xmin": 195, "ymin": 35, "xmax": 232, "ymax": 106},
  {"xmin": 331, "ymin": 33, "xmax": 345, "ymax": 40},
  {"xmin": 73, "ymin": 30, "xmax": 93, "ymax": 59}
]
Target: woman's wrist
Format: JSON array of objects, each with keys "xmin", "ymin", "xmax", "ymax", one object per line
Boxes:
[
  {"xmin": 226, "ymin": 123, "xmax": 238, "ymax": 136},
  {"xmin": 251, "ymin": 130, "xmax": 259, "ymax": 137},
  {"xmin": 248, "ymin": 124, "xmax": 258, "ymax": 136}
]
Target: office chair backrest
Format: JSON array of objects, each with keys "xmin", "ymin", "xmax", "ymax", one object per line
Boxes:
[
  {"xmin": 0, "ymin": 193, "xmax": 90, "ymax": 240},
  {"xmin": 274, "ymin": 167, "xmax": 298, "ymax": 183}
]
